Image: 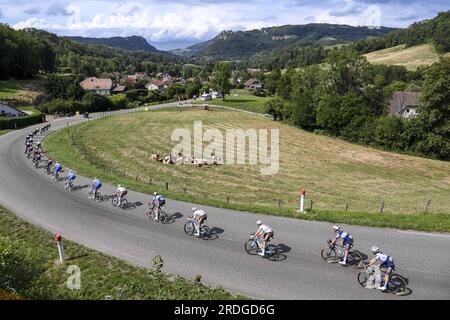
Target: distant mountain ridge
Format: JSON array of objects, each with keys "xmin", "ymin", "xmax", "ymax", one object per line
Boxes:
[
  {"xmin": 170, "ymin": 24, "xmax": 398, "ymax": 59},
  {"xmin": 65, "ymin": 35, "xmax": 161, "ymax": 53}
]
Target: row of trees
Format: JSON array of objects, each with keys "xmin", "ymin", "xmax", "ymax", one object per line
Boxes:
[{"xmin": 265, "ymin": 48, "xmax": 450, "ymax": 160}]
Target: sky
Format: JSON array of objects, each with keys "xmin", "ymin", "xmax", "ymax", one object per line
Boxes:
[{"xmin": 0, "ymin": 0, "xmax": 448, "ymax": 50}]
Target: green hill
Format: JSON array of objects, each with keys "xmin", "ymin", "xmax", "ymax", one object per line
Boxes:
[{"xmin": 65, "ymin": 35, "xmax": 162, "ymax": 53}]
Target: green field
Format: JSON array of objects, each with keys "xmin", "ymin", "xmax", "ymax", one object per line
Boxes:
[
  {"xmin": 0, "ymin": 80, "xmax": 42, "ymax": 102},
  {"xmin": 364, "ymin": 44, "xmax": 449, "ymax": 71},
  {"xmin": 194, "ymin": 89, "xmax": 271, "ymax": 113},
  {"xmin": 43, "ymin": 108, "xmax": 450, "ymax": 233},
  {"xmin": 0, "ymin": 205, "xmax": 243, "ymax": 300}
]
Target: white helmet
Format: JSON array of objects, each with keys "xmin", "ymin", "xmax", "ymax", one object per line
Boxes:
[
  {"xmin": 154, "ymin": 192, "xmax": 158, "ymax": 196},
  {"xmin": 371, "ymin": 246, "xmax": 380, "ymax": 254},
  {"xmin": 192, "ymin": 207, "xmax": 197, "ymax": 212},
  {"xmin": 332, "ymin": 226, "xmax": 340, "ymax": 232},
  {"xmin": 256, "ymin": 220, "xmax": 262, "ymax": 226},
  {"xmin": 117, "ymin": 184, "xmax": 122, "ymax": 188}
]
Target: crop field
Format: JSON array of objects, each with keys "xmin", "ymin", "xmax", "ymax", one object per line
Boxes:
[
  {"xmin": 364, "ymin": 44, "xmax": 449, "ymax": 71},
  {"xmin": 0, "ymin": 80, "xmax": 42, "ymax": 102},
  {"xmin": 45, "ymin": 107, "xmax": 450, "ymax": 216}
]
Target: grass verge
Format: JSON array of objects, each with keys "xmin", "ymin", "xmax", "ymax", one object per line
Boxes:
[
  {"xmin": 43, "ymin": 112, "xmax": 450, "ymax": 233},
  {"xmin": 0, "ymin": 205, "xmax": 245, "ymax": 300}
]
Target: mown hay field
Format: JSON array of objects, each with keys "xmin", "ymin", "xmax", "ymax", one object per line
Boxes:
[{"xmin": 52, "ymin": 107, "xmax": 450, "ymax": 215}]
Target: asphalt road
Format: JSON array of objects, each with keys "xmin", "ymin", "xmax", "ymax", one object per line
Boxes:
[{"xmin": 0, "ymin": 107, "xmax": 449, "ymax": 300}]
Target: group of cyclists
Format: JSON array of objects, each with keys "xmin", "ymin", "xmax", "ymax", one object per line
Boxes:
[{"xmin": 25, "ymin": 127, "xmax": 396, "ymax": 293}]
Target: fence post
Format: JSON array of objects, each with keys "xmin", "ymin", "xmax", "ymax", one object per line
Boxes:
[
  {"xmin": 165, "ymin": 182, "xmax": 169, "ymax": 191},
  {"xmin": 183, "ymin": 187, "xmax": 187, "ymax": 193},
  {"xmin": 310, "ymin": 200, "xmax": 313, "ymax": 211},
  {"xmin": 227, "ymin": 197, "xmax": 230, "ymax": 204},
  {"xmin": 345, "ymin": 201, "xmax": 349, "ymax": 212},
  {"xmin": 425, "ymin": 199, "xmax": 431, "ymax": 213},
  {"xmin": 278, "ymin": 199, "xmax": 281, "ymax": 208},
  {"xmin": 135, "ymin": 175, "xmax": 139, "ymax": 182},
  {"xmin": 380, "ymin": 200, "xmax": 385, "ymax": 214}
]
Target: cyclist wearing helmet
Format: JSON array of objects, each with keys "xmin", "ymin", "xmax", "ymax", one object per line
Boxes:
[
  {"xmin": 114, "ymin": 184, "xmax": 127, "ymax": 207},
  {"xmin": 53, "ymin": 161, "xmax": 63, "ymax": 179},
  {"xmin": 368, "ymin": 246, "xmax": 396, "ymax": 291},
  {"xmin": 330, "ymin": 226, "xmax": 354, "ymax": 266},
  {"xmin": 90, "ymin": 177, "xmax": 102, "ymax": 199},
  {"xmin": 151, "ymin": 192, "xmax": 166, "ymax": 221},
  {"xmin": 192, "ymin": 207, "xmax": 207, "ymax": 236},
  {"xmin": 254, "ymin": 220, "xmax": 274, "ymax": 256},
  {"xmin": 46, "ymin": 158, "xmax": 53, "ymax": 173}
]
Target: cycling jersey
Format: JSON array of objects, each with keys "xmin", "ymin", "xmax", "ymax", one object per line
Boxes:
[
  {"xmin": 116, "ymin": 187, "xmax": 127, "ymax": 194},
  {"xmin": 67, "ymin": 173, "xmax": 76, "ymax": 181},
  {"xmin": 153, "ymin": 195, "xmax": 166, "ymax": 208},
  {"xmin": 336, "ymin": 230, "xmax": 353, "ymax": 244},
  {"xmin": 93, "ymin": 179, "xmax": 102, "ymax": 190},
  {"xmin": 55, "ymin": 164, "xmax": 62, "ymax": 172},
  {"xmin": 193, "ymin": 210, "xmax": 207, "ymax": 218},
  {"xmin": 376, "ymin": 253, "xmax": 395, "ymax": 268},
  {"xmin": 258, "ymin": 224, "xmax": 273, "ymax": 234}
]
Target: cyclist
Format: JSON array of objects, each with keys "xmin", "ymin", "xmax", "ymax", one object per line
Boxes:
[
  {"xmin": 33, "ymin": 149, "xmax": 41, "ymax": 165},
  {"xmin": 114, "ymin": 185, "xmax": 127, "ymax": 207},
  {"xmin": 65, "ymin": 170, "xmax": 77, "ymax": 186},
  {"xmin": 367, "ymin": 246, "xmax": 396, "ymax": 291},
  {"xmin": 192, "ymin": 207, "xmax": 207, "ymax": 237},
  {"xmin": 330, "ymin": 226, "xmax": 354, "ymax": 266},
  {"xmin": 90, "ymin": 177, "xmax": 102, "ymax": 199},
  {"xmin": 46, "ymin": 158, "xmax": 53, "ymax": 174},
  {"xmin": 253, "ymin": 220, "xmax": 274, "ymax": 256},
  {"xmin": 151, "ymin": 192, "xmax": 166, "ymax": 221},
  {"xmin": 53, "ymin": 161, "xmax": 63, "ymax": 179}
]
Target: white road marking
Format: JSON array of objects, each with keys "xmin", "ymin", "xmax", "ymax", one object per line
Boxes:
[{"xmin": 397, "ymin": 230, "xmax": 450, "ymax": 239}]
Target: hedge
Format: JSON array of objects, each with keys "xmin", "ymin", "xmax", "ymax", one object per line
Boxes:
[{"xmin": 0, "ymin": 112, "xmax": 44, "ymax": 130}]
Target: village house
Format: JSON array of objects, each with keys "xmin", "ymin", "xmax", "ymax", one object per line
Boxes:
[
  {"xmin": 120, "ymin": 73, "xmax": 149, "ymax": 83},
  {"xmin": 244, "ymin": 78, "xmax": 264, "ymax": 91},
  {"xmin": 0, "ymin": 102, "xmax": 27, "ymax": 118},
  {"xmin": 80, "ymin": 77, "xmax": 114, "ymax": 96},
  {"xmin": 389, "ymin": 91, "xmax": 422, "ymax": 118},
  {"xmin": 146, "ymin": 79, "xmax": 169, "ymax": 92},
  {"xmin": 112, "ymin": 85, "xmax": 127, "ymax": 94}
]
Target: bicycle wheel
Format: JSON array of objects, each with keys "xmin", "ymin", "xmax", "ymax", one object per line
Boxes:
[
  {"xmin": 388, "ymin": 275, "xmax": 407, "ymax": 295},
  {"xmin": 357, "ymin": 271, "xmax": 371, "ymax": 288},
  {"xmin": 347, "ymin": 251, "xmax": 364, "ymax": 269},
  {"xmin": 146, "ymin": 207, "xmax": 154, "ymax": 220},
  {"xmin": 160, "ymin": 211, "xmax": 168, "ymax": 223},
  {"xmin": 184, "ymin": 221, "xmax": 195, "ymax": 235},
  {"xmin": 201, "ymin": 226, "xmax": 211, "ymax": 239},
  {"xmin": 244, "ymin": 239, "xmax": 258, "ymax": 255},
  {"xmin": 266, "ymin": 245, "xmax": 280, "ymax": 261},
  {"xmin": 111, "ymin": 196, "xmax": 118, "ymax": 207},
  {"xmin": 321, "ymin": 247, "xmax": 338, "ymax": 263},
  {"xmin": 121, "ymin": 198, "xmax": 129, "ymax": 208}
]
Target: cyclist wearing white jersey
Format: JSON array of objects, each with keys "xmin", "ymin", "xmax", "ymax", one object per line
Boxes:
[
  {"xmin": 254, "ymin": 220, "xmax": 274, "ymax": 256},
  {"xmin": 367, "ymin": 246, "xmax": 396, "ymax": 291},
  {"xmin": 151, "ymin": 192, "xmax": 166, "ymax": 221},
  {"xmin": 114, "ymin": 185, "xmax": 128, "ymax": 207},
  {"xmin": 192, "ymin": 207, "xmax": 207, "ymax": 236},
  {"xmin": 330, "ymin": 226, "xmax": 354, "ymax": 266}
]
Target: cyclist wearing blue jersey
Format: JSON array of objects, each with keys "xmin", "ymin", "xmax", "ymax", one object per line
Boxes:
[
  {"xmin": 66, "ymin": 170, "xmax": 76, "ymax": 182},
  {"xmin": 330, "ymin": 226, "xmax": 354, "ymax": 266},
  {"xmin": 53, "ymin": 161, "xmax": 63, "ymax": 179},
  {"xmin": 90, "ymin": 177, "xmax": 102, "ymax": 199},
  {"xmin": 151, "ymin": 192, "xmax": 166, "ymax": 221},
  {"xmin": 368, "ymin": 246, "xmax": 396, "ymax": 291}
]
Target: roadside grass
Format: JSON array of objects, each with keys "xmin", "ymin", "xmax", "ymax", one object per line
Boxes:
[
  {"xmin": 43, "ymin": 107, "xmax": 450, "ymax": 232},
  {"xmin": 0, "ymin": 129, "xmax": 13, "ymax": 136},
  {"xmin": 364, "ymin": 44, "xmax": 445, "ymax": 71},
  {"xmin": 0, "ymin": 80, "xmax": 42, "ymax": 102},
  {"xmin": 17, "ymin": 106, "xmax": 41, "ymax": 115},
  {"xmin": 193, "ymin": 89, "xmax": 271, "ymax": 113},
  {"xmin": 0, "ymin": 205, "xmax": 245, "ymax": 300}
]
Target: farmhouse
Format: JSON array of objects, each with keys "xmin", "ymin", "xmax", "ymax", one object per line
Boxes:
[
  {"xmin": 146, "ymin": 80, "xmax": 169, "ymax": 92},
  {"xmin": 80, "ymin": 77, "xmax": 114, "ymax": 96},
  {"xmin": 112, "ymin": 85, "xmax": 127, "ymax": 94},
  {"xmin": 244, "ymin": 78, "xmax": 263, "ymax": 91},
  {"xmin": 120, "ymin": 73, "xmax": 149, "ymax": 83},
  {"xmin": 389, "ymin": 91, "xmax": 422, "ymax": 118}
]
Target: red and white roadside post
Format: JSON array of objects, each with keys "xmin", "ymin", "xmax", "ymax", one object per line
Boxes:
[
  {"xmin": 299, "ymin": 189, "xmax": 306, "ymax": 213},
  {"xmin": 55, "ymin": 234, "xmax": 65, "ymax": 264}
]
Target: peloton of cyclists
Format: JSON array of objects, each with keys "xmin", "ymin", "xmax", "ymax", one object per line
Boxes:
[
  {"xmin": 330, "ymin": 226, "xmax": 354, "ymax": 266},
  {"xmin": 151, "ymin": 192, "xmax": 166, "ymax": 221},
  {"xmin": 114, "ymin": 184, "xmax": 128, "ymax": 207},
  {"xmin": 192, "ymin": 207, "xmax": 207, "ymax": 237},
  {"xmin": 253, "ymin": 220, "xmax": 274, "ymax": 257},
  {"xmin": 367, "ymin": 246, "xmax": 396, "ymax": 291}
]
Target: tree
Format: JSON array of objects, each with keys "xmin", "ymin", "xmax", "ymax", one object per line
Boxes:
[{"xmin": 212, "ymin": 62, "xmax": 232, "ymax": 101}]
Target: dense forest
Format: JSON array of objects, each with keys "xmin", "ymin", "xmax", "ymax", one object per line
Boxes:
[{"xmin": 0, "ymin": 24, "xmax": 182, "ymax": 80}]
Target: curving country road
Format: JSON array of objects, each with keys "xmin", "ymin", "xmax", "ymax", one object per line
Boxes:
[{"xmin": 0, "ymin": 106, "xmax": 449, "ymax": 300}]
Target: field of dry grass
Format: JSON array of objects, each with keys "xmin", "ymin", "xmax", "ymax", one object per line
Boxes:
[
  {"xmin": 364, "ymin": 44, "xmax": 450, "ymax": 70},
  {"xmin": 64, "ymin": 107, "xmax": 450, "ymax": 215}
]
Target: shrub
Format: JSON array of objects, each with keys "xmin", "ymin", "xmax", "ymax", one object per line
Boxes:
[{"xmin": 0, "ymin": 112, "xmax": 44, "ymax": 130}]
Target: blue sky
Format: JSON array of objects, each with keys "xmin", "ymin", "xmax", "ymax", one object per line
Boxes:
[{"xmin": 0, "ymin": 0, "xmax": 448, "ymax": 50}]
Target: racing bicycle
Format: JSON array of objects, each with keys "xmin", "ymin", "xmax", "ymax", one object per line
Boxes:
[
  {"xmin": 245, "ymin": 233, "xmax": 279, "ymax": 261},
  {"xmin": 357, "ymin": 263, "xmax": 408, "ymax": 295},
  {"xmin": 184, "ymin": 216, "xmax": 210, "ymax": 239},
  {"xmin": 320, "ymin": 239, "xmax": 364, "ymax": 268}
]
